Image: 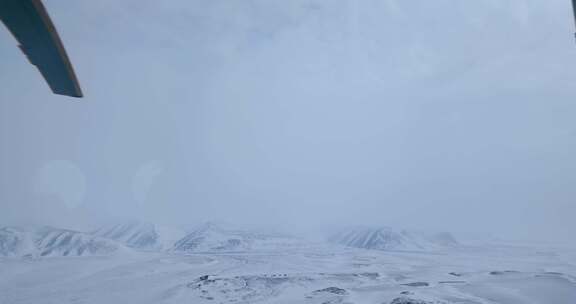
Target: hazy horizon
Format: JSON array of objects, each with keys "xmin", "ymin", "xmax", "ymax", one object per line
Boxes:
[{"xmin": 2, "ymin": 0, "xmax": 576, "ymax": 245}]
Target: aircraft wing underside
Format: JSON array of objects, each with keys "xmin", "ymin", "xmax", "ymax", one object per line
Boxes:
[
  {"xmin": 0, "ymin": 0, "xmax": 82, "ymax": 98},
  {"xmin": 573, "ymin": 0, "xmax": 576, "ymax": 37}
]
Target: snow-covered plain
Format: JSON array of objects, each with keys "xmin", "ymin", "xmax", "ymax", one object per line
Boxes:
[{"xmin": 0, "ymin": 226, "xmax": 575, "ymax": 304}]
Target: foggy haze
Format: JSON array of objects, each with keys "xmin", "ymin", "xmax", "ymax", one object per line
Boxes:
[{"xmin": 1, "ymin": 0, "xmax": 575, "ymax": 243}]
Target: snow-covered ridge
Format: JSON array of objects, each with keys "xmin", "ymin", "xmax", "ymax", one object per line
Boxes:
[
  {"xmin": 329, "ymin": 226, "xmax": 458, "ymax": 251},
  {"xmin": 93, "ymin": 221, "xmax": 185, "ymax": 251},
  {"xmin": 2, "ymin": 222, "xmax": 457, "ymax": 257},
  {"xmin": 0, "ymin": 227, "xmax": 36, "ymax": 257},
  {"xmin": 172, "ymin": 222, "xmax": 300, "ymax": 253},
  {"xmin": 0, "ymin": 226, "xmax": 127, "ymax": 257}
]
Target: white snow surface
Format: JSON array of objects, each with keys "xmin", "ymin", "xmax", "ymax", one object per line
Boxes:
[{"xmin": 1, "ymin": 225, "xmax": 575, "ymax": 304}]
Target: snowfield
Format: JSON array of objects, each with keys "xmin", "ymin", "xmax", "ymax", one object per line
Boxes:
[{"xmin": 0, "ymin": 225, "xmax": 575, "ymax": 304}]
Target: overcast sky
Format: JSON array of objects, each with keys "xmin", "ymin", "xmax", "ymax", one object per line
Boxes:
[{"xmin": 1, "ymin": 0, "xmax": 576, "ymax": 243}]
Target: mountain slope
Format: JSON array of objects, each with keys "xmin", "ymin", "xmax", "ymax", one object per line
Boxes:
[
  {"xmin": 93, "ymin": 221, "xmax": 185, "ymax": 251},
  {"xmin": 0, "ymin": 226, "xmax": 127, "ymax": 257},
  {"xmin": 0, "ymin": 227, "xmax": 36, "ymax": 257},
  {"xmin": 36, "ymin": 227, "xmax": 124, "ymax": 257},
  {"xmin": 329, "ymin": 226, "xmax": 458, "ymax": 251},
  {"xmin": 172, "ymin": 222, "xmax": 298, "ymax": 253}
]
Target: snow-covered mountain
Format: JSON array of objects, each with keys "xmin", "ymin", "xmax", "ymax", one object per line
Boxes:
[
  {"xmin": 0, "ymin": 226, "xmax": 127, "ymax": 257},
  {"xmin": 172, "ymin": 222, "xmax": 298, "ymax": 253},
  {"xmin": 329, "ymin": 226, "xmax": 458, "ymax": 251},
  {"xmin": 93, "ymin": 221, "xmax": 185, "ymax": 251},
  {"xmin": 35, "ymin": 227, "xmax": 125, "ymax": 257},
  {"xmin": 0, "ymin": 227, "xmax": 36, "ymax": 257},
  {"xmin": 422, "ymin": 231, "xmax": 459, "ymax": 247}
]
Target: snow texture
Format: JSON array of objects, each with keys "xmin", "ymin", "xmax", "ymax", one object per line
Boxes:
[{"xmin": 1, "ymin": 223, "xmax": 575, "ymax": 304}]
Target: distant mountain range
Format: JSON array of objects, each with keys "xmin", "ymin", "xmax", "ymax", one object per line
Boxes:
[
  {"xmin": 1, "ymin": 222, "xmax": 459, "ymax": 258},
  {"xmin": 329, "ymin": 226, "xmax": 458, "ymax": 251},
  {"xmin": 0, "ymin": 226, "xmax": 127, "ymax": 257}
]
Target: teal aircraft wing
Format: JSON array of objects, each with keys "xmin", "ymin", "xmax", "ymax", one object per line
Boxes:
[{"xmin": 0, "ymin": 0, "xmax": 83, "ymax": 98}]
